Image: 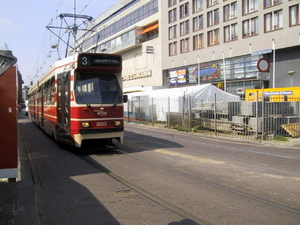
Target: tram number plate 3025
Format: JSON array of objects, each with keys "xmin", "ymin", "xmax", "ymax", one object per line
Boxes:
[{"xmin": 96, "ymin": 122, "xmax": 107, "ymax": 127}]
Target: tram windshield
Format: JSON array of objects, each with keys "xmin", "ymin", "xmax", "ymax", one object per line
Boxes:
[{"xmin": 75, "ymin": 73, "xmax": 122, "ymax": 104}]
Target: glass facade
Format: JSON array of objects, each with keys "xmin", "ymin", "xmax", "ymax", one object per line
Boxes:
[{"xmin": 81, "ymin": 0, "xmax": 158, "ymax": 51}]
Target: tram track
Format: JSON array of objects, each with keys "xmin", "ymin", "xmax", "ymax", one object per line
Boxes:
[
  {"xmin": 79, "ymin": 148, "xmax": 300, "ymax": 224},
  {"xmin": 116, "ymin": 149, "xmax": 300, "ymax": 215},
  {"xmin": 79, "ymin": 153, "xmax": 211, "ymax": 225}
]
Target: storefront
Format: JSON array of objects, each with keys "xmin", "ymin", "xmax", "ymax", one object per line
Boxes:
[{"xmin": 166, "ymin": 54, "xmax": 265, "ymax": 95}]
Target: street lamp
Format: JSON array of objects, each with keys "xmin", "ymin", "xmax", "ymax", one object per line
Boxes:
[
  {"xmin": 287, "ymin": 71, "xmax": 296, "ymax": 87},
  {"xmin": 197, "ymin": 55, "xmax": 200, "ymax": 85}
]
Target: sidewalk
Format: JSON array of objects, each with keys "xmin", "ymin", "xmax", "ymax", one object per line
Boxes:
[
  {"xmin": 0, "ymin": 179, "xmax": 17, "ymax": 225},
  {"xmin": 0, "ymin": 114, "xmax": 38, "ymax": 225}
]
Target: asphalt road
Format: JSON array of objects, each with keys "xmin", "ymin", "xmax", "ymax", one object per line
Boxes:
[
  {"xmin": 18, "ymin": 116, "xmax": 300, "ymax": 224},
  {"xmin": 89, "ymin": 123, "xmax": 300, "ymax": 224}
]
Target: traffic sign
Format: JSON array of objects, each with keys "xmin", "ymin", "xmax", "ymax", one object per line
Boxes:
[
  {"xmin": 257, "ymin": 58, "xmax": 270, "ymax": 72},
  {"xmin": 257, "ymin": 72, "xmax": 270, "ymax": 81}
]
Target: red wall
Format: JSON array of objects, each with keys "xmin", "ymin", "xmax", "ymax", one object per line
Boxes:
[{"xmin": 0, "ymin": 66, "xmax": 18, "ymax": 171}]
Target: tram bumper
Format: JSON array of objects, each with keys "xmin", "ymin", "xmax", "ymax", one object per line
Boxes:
[{"xmin": 74, "ymin": 131, "xmax": 124, "ymax": 148}]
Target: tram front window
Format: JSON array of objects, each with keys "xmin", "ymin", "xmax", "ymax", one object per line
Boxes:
[{"xmin": 75, "ymin": 73, "xmax": 122, "ymax": 104}]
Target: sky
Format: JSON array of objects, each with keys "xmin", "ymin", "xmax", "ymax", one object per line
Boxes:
[{"xmin": 0, "ymin": 0, "xmax": 120, "ymax": 86}]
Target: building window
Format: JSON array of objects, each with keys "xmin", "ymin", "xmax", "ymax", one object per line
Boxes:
[
  {"xmin": 208, "ymin": 29, "xmax": 219, "ymax": 46},
  {"xmin": 192, "ymin": 0, "xmax": 204, "ymax": 13},
  {"xmin": 169, "ymin": 25, "xmax": 177, "ymax": 39},
  {"xmin": 193, "ymin": 15, "xmax": 204, "ymax": 31},
  {"xmin": 180, "ymin": 2, "xmax": 189, "ymax": 19},
  {"xmin": 180, "ymin": 20, "xmax": 189, "ymax": 36},
  {"xmin": 82, "ymin": 0, "xmax": 158, "ymax": 51},
  {"xmin": 207, "ymin": 0, "xmax": 218, "ymax": 8},
  {"xmin": 242, "ymin": 0, "xmax": 258, "ymax": 15},
  {"xmin": 169, "ymin": 42, "xmax": 177, "ymax": 56},
  {"xmin": 224, "ymin": 23, "xmax": 238, "ymax": 42},
  {"xmin": 180, "ymin": 38, "xmax": 189, "ymax": 53},
  {"xmin": 264, "ymin": 0, "xmax": 282, "ymax": 9},
  {"xmin": 193, "ymin": 33, "xmax": 204, "ymax": 50},
  {"xmin": 169, "ymin": 8, "xmax": 177, "ymax": 23},
  {"xmin": 207, "ymin": 9, "xmax": 219, "ymax": 27},
  {"xmin": 264, "ymin": 10, "xmax": 283, "ymax": 32},
  {"xmin": 290, "ymin": 4, "xmax": 300, "ymax": 26},
  {"xmin": 169, "ymin": 0, "xmax": 177, "ymax": 7},
  {"xmin": 242, "ymin": 17, "xmax": 259, "ymax": 37},
  {"xmin": 224, "ymin": 2, "xmax": 237, "ymax": 22}
]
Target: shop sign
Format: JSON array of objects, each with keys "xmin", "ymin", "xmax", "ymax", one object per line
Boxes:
[
  {"xmin": 123, "ymin": 70, "xmax": 152, "ymax": 81},
  {"xmin": 146, "ymin": 46, "xmax": 154, "ymax": 54},
  {"xmin": 251, "ymin": 48, "xmax": 272, "ymax": 56},
  {"xmin": 169, "ymin": 68, "xmax": 187, "ymax": 85},
  {"xmin": 264, "ymin": 91, "xmax": 293, "ymax": 96},
  {"xmin": 192, "ymin": 64, "xmax": 219, "ymax": 81}
]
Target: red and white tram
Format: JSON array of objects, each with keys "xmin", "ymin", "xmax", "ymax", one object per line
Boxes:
[{"xmin": 28, "ymin": 53, "xmax": 127, "ymax": 148}]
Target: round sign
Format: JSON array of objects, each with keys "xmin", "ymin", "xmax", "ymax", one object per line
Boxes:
[
  {"xmin": 257, "ymin": 58, "xmax": 270, "ymax": 72},
  {"xmin": 236, "ymin": 88, "xmax": 244, "ymax": 94}
]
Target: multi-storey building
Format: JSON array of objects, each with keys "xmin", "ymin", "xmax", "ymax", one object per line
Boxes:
[
  {"xmin": 78, "ymin": 0, "xmax": 161, "ymax": 90},
  {"xmin": 79, "ymin": 0, "xmax": 300, "ymax": 94}
]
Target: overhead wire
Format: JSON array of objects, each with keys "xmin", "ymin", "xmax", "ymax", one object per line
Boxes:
[
  {"xmin": 29, "ymin": 0, "xmax": 129, "ymax": 84},
  {"xmin": 28, "ymin": 0, "xmax": 64, "ymax": 83}
]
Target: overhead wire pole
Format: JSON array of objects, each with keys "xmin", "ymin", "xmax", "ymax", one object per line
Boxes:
[
  {"xmin": 32, "ymin": 0, "xmax": 94, "ymax": 85},
  {"xmin": 73, "ymin": 0, "xmax": 77, "ymax": 56}
]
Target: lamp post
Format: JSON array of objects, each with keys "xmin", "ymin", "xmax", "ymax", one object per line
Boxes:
[
  {"xmin": 272, "ymin": 39, "xmax": 276, "ymax": 88},
  {"xmin": 222, "ymin": 51, "xmax": 226, "ymax": 92},
  {"xmin": 197, "ymin": 55, "xmax": 200, "ymax": 85},
  {"xmin": 287, "ymin": 71, "xmax": 296, "ymax": 87}
]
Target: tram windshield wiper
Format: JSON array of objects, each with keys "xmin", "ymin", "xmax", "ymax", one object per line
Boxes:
[
  {"xmin": 76, "ymin": 93, "xmax": 91, "ymax": 108},
  {"xmin": 112, "ymin": 90, "xmax": 121, "ymax": 107}
]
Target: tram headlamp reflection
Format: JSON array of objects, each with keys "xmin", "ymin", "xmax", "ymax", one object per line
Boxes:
[
  {"xmin": 81, "ymin": 122, "xmax": 90, "ymax": 128},
  {"xmin": 114, "ymin": 120, "xmax": 122, "ymax": 127}
]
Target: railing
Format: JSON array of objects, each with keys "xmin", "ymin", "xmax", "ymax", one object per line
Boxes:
[{"xmin": 124, "ymin": 95, "xmax": 300, "ymax": 140}]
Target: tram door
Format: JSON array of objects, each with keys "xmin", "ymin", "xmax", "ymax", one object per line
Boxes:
[
  {"xmin": 41, "ymin": 85, "xmax": 45, "ymax": 128},
  {"xmin": 57, "ymin": 71, "xmax": 71, "ymax": 142}
]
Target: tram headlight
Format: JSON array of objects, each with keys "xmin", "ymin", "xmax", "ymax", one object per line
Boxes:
[
  {"xmin": 81, "ymin": 122, "xmax": 90, "ymax": 128},
  {"xmin": 114, "ymin": 120, "xmax": 122, "ymax": 127}
]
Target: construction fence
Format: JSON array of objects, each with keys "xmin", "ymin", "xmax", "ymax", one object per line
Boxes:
[{"xmin": 124, "ymin": 95, "xmax": 300, "ymax": 141}]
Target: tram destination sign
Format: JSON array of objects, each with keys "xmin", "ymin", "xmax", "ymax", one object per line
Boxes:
[{"xmin": 78, "ymin": 54, "xmax": 121, "ymax": 68}]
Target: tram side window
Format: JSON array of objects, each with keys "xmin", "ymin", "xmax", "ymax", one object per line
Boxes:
[
  {"xmin": 43, "ymin": 83, "xmax": 47, "ymax": 105},
  {"xmin": 43, "ymin": 82, "xmax": 48, "ymax": 105},
  {"xmin": 46, "ymin": 80, "xmax": 51, "ymax": 105},
  {"xmin": 37, "ymin": 88, "xmax": 42, "ymax": 105},
  {"xmin": 50, "ymin": 76, "xmax": 55, "ymax": 105}
]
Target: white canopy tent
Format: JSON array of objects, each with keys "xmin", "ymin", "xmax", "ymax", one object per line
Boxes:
[
  {"xmin": 125, "ymin": 84, "xmax": 240, "ymax": 122},
  {"xmin": 126, "ymin": 84, "xmax": 240, "ymax": 102}
]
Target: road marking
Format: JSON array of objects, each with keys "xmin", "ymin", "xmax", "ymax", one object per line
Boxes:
[{"xmin": 155, "ymin": 149, "xmax": 225, "ymax": 164}]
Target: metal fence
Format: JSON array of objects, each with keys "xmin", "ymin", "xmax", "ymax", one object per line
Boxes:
[{"xmin": 124, "ymin": 95, "xmax": 300, "ymax": 141}]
